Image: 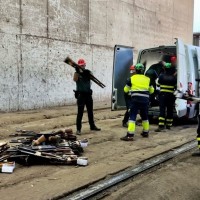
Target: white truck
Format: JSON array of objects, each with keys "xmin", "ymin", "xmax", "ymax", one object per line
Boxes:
[{"xmin": 112, "ymin": 38, "xmax": 200, "ymax": 120}]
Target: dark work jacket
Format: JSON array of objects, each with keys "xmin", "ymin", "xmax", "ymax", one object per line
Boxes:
[
  {"xmin": 158, "ymin": 70, "xmax": 177, "ymax": 93},
  {"xmin": 145, "ymin": 63, "xmax": 165, "ymax": 86},
  {"xmin": 76, "ymin": 70, "xmax": 91, "ymax": 93}
]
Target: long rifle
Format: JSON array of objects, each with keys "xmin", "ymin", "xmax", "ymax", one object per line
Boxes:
[{"xmin": 64, "ymin": 56, "xmax": 106, "ymax": 88}]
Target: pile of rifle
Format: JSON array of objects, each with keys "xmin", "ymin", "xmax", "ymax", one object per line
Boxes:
[{"xmin": 0, "ymin": 129, "xmax": 88, "ymax": 165}]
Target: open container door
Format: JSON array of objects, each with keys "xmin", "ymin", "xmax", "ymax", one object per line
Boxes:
[
  {"xmin": 175, "ymin": 39, "xmax": 188, "ymax": 117},
  {"xmin": 184, "ymin": 44, "xmax": 200, "ymax": 118},
  {"xmin": 112, "ymin": 45, "xmax": 133, "ymax": 110},
  {"xmin": 196, "ymin": 47, "xmax": 200, "ymax": 97}
]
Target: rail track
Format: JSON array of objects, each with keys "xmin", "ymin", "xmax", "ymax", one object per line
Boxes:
[{"xmin": 57, "ymin": 139, "xmax": 198, "ymax": 200}]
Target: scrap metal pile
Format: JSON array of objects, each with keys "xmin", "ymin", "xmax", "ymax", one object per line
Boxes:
[{"xmin": 0, "ymin": 129, "xmax": 88, "ymax": 166}]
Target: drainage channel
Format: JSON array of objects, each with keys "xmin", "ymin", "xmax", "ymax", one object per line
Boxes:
[{"xmin": 59, "ymin": 140, "xmax": 197, "ymax": 200}]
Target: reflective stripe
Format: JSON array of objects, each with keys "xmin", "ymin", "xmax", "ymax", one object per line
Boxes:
[
  {"xmin": 166, "ymin": 119, "xmax": 173, "ymax": 122},
  {"xmin": 166, "ymin": 123, "xmax": 172, "ymax": 126},
  {"xmin": 160, "ymin": 85, "xmax": 174, "ymax": 88},
  {"xmin": 128, "ymin": 120, "xmax": 136, "ymax": 133},
  {"xmin": 197, "ymin": 137, "xmax": 200, "ymax": 141},
  {"xmin": 131, "ymin": 93, "xmax": 149, "ymax": 98},
  {"xmin": 159, "ymin": 116, "xmax": 166, "ymax": 126},
  {"xmin": 142, "ymin": 120, "xmax": 149, "ymax": 131},
  {"xmin": 160, "ymin": 84, "xmax": 175, "ymax": 93},
  {"xmin": 160, "ymin": 89, "xmax": 174, "ymax": 93},
  {"xmin": 128, "ymin": 131, "xmax": 135, "ymax": 134},
  {"xmin": 130, "ymin": 90, "xmax": 149, "ymax": 95},
  {"xmin": 166, "ymin": 118, "xmax": 173, "ymax": 126}
]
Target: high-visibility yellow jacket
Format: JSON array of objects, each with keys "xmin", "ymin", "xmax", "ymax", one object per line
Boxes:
[{"xmin": 124, "ymin": 74, "xmax": 154, "ymax": 99}]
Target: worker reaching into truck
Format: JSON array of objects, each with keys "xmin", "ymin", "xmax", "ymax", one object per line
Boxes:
[
  {"xmin": 120, "ymin": 63, "xmax": 154, "ymax": 141},
  {"xmin": 145, "ymin": 61, "xmax": 166, "ymax": 106},
  {"xmin": 122, "ymin": 65, "xmax": 136, "ymax": 127},
  {"xmin": 155, "ymin": 56, "xmax": 177, "ymax": 132}
]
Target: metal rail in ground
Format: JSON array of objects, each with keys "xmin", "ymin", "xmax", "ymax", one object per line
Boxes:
[{"xmin": 59, "ymin": 140, "xmax": 197, "ymax": 200}]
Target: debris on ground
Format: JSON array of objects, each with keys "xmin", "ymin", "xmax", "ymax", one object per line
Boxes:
[{"xmin": 0, "ymin": 129, "xmax": 88, "ymax": 171}]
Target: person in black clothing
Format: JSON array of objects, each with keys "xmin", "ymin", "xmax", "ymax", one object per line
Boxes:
[
  {"xmin": 145, "ymin": 61, "xmax": 165, "ymax": 106},
  {"xmin": 155, "ymin": 58, "xmax": 177, "ymax": 132},
  {"xmin": 122, "ymin": 65, "xmax": 136, "ymax": 127},
  {"xmin": 73, "ymin": 58, "xmax": 101, "ymax": 135}
]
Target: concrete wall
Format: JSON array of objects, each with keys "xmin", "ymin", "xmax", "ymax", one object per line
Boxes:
[{"xmin": 0, "ymin": 0, "xmax": 194, "ymax": 111}]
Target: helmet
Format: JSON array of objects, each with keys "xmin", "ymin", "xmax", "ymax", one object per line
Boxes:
[
  {"xmin": 78, "ymin": 59, "xmax": 86, "ymax": 66},
  {"xmin": 129, "ymin": 65, "xmax": 136, "ymax": 74},
  {"xmin": 170, "ymin": 56, "xmax": 177, "ymax": 63},
  {"xmin": 135, "ymin": 63, "xmax": 145, "ymax": 74},
  {"xmin": 129, "ymin": 65, "xmax": 135, "ymax": 70},
  {"xmin": 130, "ymin": 65, "xmax": 136, "ymax": 74},
  {"xmin": 165, "ymin": 63, "xmax": 172, "ymax": 68}
]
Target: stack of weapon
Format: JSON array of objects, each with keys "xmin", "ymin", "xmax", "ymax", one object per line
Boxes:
[
  {"xmin": 0, "ymin": 129, "xmax": 88, "ymax": 165},
  {"xmin": 64, "ymin": 56, "xmax": 106, "ymax": 88},
  {"xmin": 0, "ymin": 142, "xmax": 10, "ymax": 162}
]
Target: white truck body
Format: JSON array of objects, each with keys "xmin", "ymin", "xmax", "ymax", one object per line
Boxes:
[{"xmin": 112, "ymin": 39, "xmax": 200, "ymax": 119}]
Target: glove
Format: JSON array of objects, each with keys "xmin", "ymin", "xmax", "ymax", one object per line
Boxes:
[{"xmin": 75, "ymin": 66, "xmax": 80, "ymax": 73}]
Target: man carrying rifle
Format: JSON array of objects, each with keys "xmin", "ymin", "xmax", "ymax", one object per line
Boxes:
[{"xmin": 73, "ymin": 58, "xmax": 101, "ymax": 135}]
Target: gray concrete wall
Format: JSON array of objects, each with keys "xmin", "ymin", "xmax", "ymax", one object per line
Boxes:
[{"xmin": 0, "ymin": 0, "xmax": 194, "ymax": 111}]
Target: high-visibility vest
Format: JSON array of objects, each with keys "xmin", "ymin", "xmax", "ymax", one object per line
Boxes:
[{"xmin": 124, "ymin": 74, "xmax": 154, "ymax": 98}]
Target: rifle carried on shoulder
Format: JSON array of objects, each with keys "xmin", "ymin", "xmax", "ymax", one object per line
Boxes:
[{"xmin": 64, "ymin": 56, "xmax": 106, "ymax": 88}]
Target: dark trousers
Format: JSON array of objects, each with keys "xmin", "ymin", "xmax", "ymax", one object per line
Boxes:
[
  {"xmin": 158, "ymin": 92, "xmax": 175, "ymax": 127},
  {"xmin": 129, "ymin": 101, "xmax": 149, "ymax": 121},
  {"xmin": 122, "ymin": 97, "xmax": 131, "ymax": 124},
  {"xmin": 76, "ymin": 93, "xmax": 95, "ymax": 131},
  {"xmin": 123, "ymin": 110, "xmax": 130, "ymax": 124}
]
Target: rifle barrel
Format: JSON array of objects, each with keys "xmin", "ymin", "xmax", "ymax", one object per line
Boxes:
[{"xmin": 64, "ymin": 57, "xmax": 106, "ymax": 88}]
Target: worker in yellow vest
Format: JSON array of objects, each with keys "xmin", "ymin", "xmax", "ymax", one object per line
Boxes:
[{"xmin": 121, "ymin": 63, "xmax": 154, "ymax": 141}]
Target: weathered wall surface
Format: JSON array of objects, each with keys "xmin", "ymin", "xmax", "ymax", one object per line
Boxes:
[{"xmin": 0, "ymin": 0, "xmax": 194, "ymax": 111}]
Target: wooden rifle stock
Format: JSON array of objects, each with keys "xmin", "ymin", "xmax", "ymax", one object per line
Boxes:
[{"xmin": 64, "ymin": 56, "xmax": 106, "ymax": 88}]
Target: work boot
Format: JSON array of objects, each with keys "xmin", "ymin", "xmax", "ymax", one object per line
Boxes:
[
  {"xmin": 76, "ymin": 130, "xmax": 81, "ymax": 135},
  {"xmin": 166, "ymin": 126, "xmax": 171, "ymax": 130},
  {"xmin": 120, "ymin": 133, "xmax": 134, "ymax": 141},
  {"xmin": 90, "ymin": 126, "xmax": 101, "ymax": 131},
  {"xmin": 141, "ymin": 132, "xmax": 149, "ymax": 138},
  {"xmin": 155, "ymin": 127, "xmax": 165, "ymax": 132}
]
